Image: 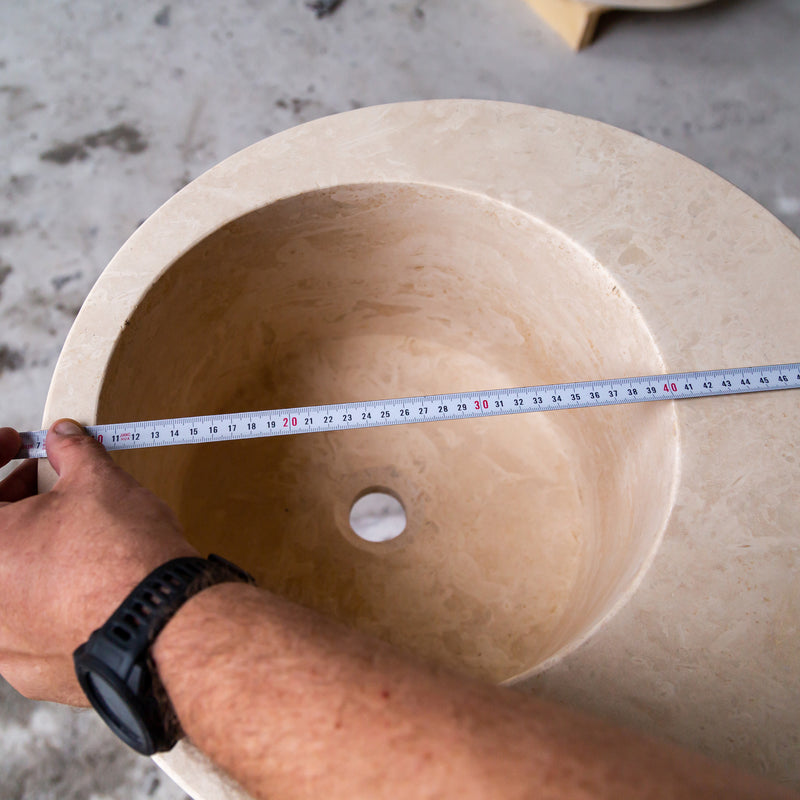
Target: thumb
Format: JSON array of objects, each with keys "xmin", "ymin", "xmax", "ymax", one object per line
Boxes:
[{"xmin": 45, "ymin": 419, "xmax": 112, "ymax": 480}]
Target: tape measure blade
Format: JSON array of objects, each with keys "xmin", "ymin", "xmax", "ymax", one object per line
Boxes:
[{"xmin": 12, "ymin": 363, "xmax": 800, "ymax": 460}]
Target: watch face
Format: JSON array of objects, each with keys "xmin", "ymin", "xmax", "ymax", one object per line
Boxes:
[{"xmin": 85, "ymin": 671, "xmax": 151, "ymax": 753}]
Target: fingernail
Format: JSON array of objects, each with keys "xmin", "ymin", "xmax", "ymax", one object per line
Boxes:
[{"xmin": 53, "ymin": 419, "xmax": 84, "ymax": 436}]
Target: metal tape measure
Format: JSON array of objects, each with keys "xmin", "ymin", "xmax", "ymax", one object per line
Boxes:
[{"xmin": 17, "ymin": 363, "xmax": 800, "ymax": 460}]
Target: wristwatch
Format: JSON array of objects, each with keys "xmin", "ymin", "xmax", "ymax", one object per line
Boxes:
[{"xmin": 73, "ymin": 554, "xmax": 255, "ymax": 755}]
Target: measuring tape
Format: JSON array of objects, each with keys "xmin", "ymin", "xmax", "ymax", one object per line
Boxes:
[{"xmin": 16, "ymin": 363, "xmax": 800, "ymax": 460}]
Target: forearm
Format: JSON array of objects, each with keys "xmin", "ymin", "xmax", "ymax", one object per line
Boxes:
[{"xmin": 153, "ymin": 582, "xmax": 797, "ymax": 800}]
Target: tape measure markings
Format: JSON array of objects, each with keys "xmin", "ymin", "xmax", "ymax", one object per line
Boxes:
[{"xmin": 16, "ymin": 363, "xmax": 800, "ymax": 460}]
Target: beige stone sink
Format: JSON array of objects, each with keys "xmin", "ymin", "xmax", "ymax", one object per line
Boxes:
[{"xmin": 41, "ymin": 101, "xmax": 800, "ymax": 797}]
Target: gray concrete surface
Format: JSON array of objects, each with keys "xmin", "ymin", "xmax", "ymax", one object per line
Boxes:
[{"xmin": 1, "ymin": 0, "xmax": 798, "ymax": 797}]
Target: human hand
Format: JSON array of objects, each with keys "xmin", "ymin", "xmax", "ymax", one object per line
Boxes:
[{"xmin": 0, "ymin": 421, "xmax": 198, "ymax": 706}]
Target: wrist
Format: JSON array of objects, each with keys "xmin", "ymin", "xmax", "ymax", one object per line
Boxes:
[
  {"xmin": 151, "ymin": 582, "xmax": 265, "ymax": 734},
  {"xmin": 152, "ymin": 581, "xmax": 262, "ymax": 673},
  {"xmin": 82, "ymin": 543, "xmax": 201, "ymax": 644},
  {"xmin": 74, "ymin": 555, "xmax": 255, "ymax": 755}
]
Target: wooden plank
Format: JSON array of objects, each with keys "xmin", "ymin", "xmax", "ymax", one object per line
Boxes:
[{"xmin": 523, "ymin": 0, "xmax": 609, "ymax": 50}]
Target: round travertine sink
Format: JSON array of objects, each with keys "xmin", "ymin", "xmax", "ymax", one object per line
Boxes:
[
  {"xmin": 41, "ymin": 102, "xmax": 800, "ymax": 797},
  {"xmin": 94, "ymin": 182, "xmax": 678, "ymax": 684}
]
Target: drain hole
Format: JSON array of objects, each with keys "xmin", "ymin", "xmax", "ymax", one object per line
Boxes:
[{"xmin": 349, "ymin": 490, "xmax": 407, "ymax": 542}]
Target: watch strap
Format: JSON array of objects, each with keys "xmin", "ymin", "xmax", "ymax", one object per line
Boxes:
[{"xmin": 101, "ymin": 555, "xmax": 254, "ymax": 653}]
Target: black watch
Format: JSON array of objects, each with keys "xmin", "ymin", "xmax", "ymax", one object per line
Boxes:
[{"xmin": 74, "ymin": 554, "xmax": 255, "ymax": 755}]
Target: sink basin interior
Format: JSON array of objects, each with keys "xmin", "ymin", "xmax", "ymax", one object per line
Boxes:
[{"xmin": 98, "ymin": 182, "xmax": 679, "ymax": 682}]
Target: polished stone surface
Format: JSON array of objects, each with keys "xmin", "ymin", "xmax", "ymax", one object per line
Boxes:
[
  {"xmin": 1, "ymin": 2, "xmax": 799, "ymax": 799},
  {"xmin": 40, "ymin": 96, "xmax": 800, "ymax": 800}
]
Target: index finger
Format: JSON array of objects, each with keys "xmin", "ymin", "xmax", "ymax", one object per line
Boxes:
[
  {"xmin": 0, "ymin": 459, "xmax": 37, "ymax": 504},
  {"xmin": 0, "ymin": 428, "xmax": 22, "ymax": 468}
]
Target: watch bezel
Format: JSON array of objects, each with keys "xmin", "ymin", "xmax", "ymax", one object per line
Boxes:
[{"xmin": 74, "ymin": 644, "xmax": 164, "ymax": 754}]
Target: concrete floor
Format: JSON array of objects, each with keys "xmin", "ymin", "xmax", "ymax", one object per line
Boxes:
[{"xmin": 1, "ymin": 1, "xmax": 798, "ymax": 797}]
